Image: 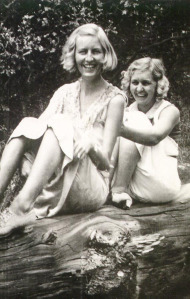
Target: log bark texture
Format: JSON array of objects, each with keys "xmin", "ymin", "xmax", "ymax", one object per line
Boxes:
[{"xmin": 0, "ymin": 199, "xmax": 190, "ymax": 299}]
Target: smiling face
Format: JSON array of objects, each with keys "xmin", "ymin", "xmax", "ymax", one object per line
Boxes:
[
  {"xmin": 75, "ymin": 35, "xmax": 105, "ymax": 80},
  {"xmin": 130, "ymin": 69, "xmax": 157, "ymax": 112}
]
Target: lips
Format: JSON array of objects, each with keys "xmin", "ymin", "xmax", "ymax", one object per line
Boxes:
[
  {"xmin": 136, "ymin": 94, "xmax": 146, "ymax": 97},
  {"xmin": 83, "ymin": 64, "xmax": 96, "ymax": 70}
]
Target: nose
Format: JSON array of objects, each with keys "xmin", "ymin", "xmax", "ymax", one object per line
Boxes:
[
  {"xmin": 136, "ymin": 83, "xmax": 144, "ymax": 92},
  {"xmin": 85, "ymin": 51, "xmax": 93, "ymax": 62}
]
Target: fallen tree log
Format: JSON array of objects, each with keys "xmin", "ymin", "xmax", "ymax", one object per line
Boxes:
[{"xmin": 0, "ymin": 198, "xmax": 190, "ymax": 299}]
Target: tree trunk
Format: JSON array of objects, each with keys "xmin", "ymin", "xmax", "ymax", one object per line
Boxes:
[{"xmin": 0, "ymin": 199, "xmax": 190, "ymax": 299}]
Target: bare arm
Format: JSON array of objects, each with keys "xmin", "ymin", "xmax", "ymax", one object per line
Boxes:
[
  {"xmin": 89, "ymin": 95, "xmax": 125, "ymax": 170},
  {"xmin": 74, "ymin": 95, "xmax": 125, "ymax": 170},
  {"xmin": 121, "ymin": 105, "xmax": 180, "ymax": 146}
]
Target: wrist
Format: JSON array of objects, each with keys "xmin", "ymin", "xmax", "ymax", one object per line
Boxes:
[
  {"xmin": 120, "ymin": 123, "xmax": 125, "ymax": 137},
  {"xmin": 90, "ymin": 142, "xmax": 99, "ymax": 154}
]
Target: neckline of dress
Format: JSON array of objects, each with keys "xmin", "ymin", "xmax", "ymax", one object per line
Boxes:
[
  {"xmin": 76, "ymin": 79, "xmax": 112, "ymax": 120},
  {"xmin": 132, "ymin": 99, "xmax": 164, "ymax": 119},
  {"xmin": 145, "ymin": 99, "xmax": 165, "ymax": 119}
]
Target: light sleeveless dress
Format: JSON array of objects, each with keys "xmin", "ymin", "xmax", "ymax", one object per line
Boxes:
[
  {"xmin": 124, "ymin": 100, "xmax": 181, "ymax": 203},
  {"xmin": 9, "ymin": 80, "xmax": 125, "ymax": 217}
]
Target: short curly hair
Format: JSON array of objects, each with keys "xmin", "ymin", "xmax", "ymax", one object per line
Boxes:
[
  {"xmin": 121, "ymin": 57, "xmax": 169, "ymax": 100},
  {"xmin": 61, "ymin": 23, "xmax": 118, "ymax": 73}
]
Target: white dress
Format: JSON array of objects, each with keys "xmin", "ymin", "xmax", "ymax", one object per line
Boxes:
[
  {"xmin": 125, "ymin": 100, "xmax": 181, "ymax": 203},
  {"xmin": 9, "ymin": 80, "xmax": 125, "ymax": 217}
]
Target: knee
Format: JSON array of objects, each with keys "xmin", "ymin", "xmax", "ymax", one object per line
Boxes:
[
  {"xmin": 43, "ymin": 127, "xmax": 58, "ymax": 143},
  {"xmin": 7, "ymin": 136, "xmax": 30, "ymax": 154},
  {"xmin": 149, "ymin": 186, "xmax": 180, "ymax": 203},
  {"xmin": 124, "ymin": 111, "xmax": 151, "ymax": 129},
  {"xmin": 119, "ymin": 137, "xmax": 140, "ymax": 159}
]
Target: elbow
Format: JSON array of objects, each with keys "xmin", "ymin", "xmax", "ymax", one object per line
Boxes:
[{"xmin": 147, "ymin": 134, "xmax": 162, "ymax": 146}]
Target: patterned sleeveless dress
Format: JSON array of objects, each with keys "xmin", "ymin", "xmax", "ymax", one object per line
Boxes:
[
  {"xmin": 9, "ymin": 80, "xmax": 125, "ymax": 217},
  {"xmin": 124, "ymin": 99, "xmax": 181, "ymax": 203}
]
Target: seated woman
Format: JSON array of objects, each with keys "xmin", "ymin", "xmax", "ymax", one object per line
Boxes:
[
  {"xmin": 0, "ymin": 23, "xmax": 125, "ymax": 237},
  {"xmin": 111, "ymin": 57, "xmax": 190, "ymax": 209}
]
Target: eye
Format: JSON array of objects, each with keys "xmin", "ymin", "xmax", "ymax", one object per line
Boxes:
[
  {"xmin": 131, "ymin": 80, "xmax": 138, "ymax": 85},
  {"xmin": 142, "ymin": 80, "xmax": 151, "ymax": 86},
  {"xmin": 92, "ymin": 49, "xmax": 102, "ymax": 54},
  {"xmin": 78, "ymin": 49, "xmax": 87, "ymax": 54}
]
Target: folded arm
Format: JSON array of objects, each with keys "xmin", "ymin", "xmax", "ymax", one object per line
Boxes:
[{"xmin": 120, "ymin": 105, "xmax": 180, "ymax": 146}]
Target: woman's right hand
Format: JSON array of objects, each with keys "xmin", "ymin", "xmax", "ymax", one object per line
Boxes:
[
  {"xmin": 73, "ymin": 135, "xmax": 94, "ymax": 160},
  {"xmin": 120, "ymin": 123, "xmax": 125, "ymax": 137}
]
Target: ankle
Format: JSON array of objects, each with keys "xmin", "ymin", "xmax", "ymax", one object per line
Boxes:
[
  {"xmin": 11, "ymin": 194, "xmax": 32, "ymax": 215},
  {"xmin": 112, "ymin": 187, "xmax": 128, "ymax": 195}
]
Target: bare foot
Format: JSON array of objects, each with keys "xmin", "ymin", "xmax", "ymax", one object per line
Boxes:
[
  {"xmin": 112, "ymin": 192, "xmax": 133, "ymax": 210},
  {"xmin": 0, "ymin": 209, "xmax": 36, "ymax": 238}
]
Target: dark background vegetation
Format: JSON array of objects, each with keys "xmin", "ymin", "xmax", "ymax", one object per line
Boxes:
[{"xmin": 0, "ymin": 0, "xmax": 189, "ymax": 161}]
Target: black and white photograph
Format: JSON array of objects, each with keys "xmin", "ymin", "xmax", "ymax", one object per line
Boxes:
[{"xmin": 0, "ymin": 0, "xmax": 190, "ymax": 298}]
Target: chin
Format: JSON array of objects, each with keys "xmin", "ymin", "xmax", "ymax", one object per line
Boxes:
[
  {"xmin": 136, "ymin": 99, "xmax": 146, "ymax": 105},
  {"xmin": 82, "ymin": 73, "xmax": 99, "ymax": 80}
]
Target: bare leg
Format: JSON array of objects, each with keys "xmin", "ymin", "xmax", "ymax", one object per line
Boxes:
[
  {"xmin": 0, "ymin": 137, "xmax": 28, "ymax": 200},
  {"xmin": 0, "ymin": 128, "xmax": 64, "ymax": 237},
  {"xmin": 109, "ymin": 138, "xmax": 119, "ymax": 185},
  {"xmin": 111, "ymin": 137, "xmax": 140, "ymax": 194},
  {"xmin": 110, "ymin": 137, "xmax": 140, "ymax": 209},
  {"xmin": 11, "ymin": 128, "xmax": 63, "ymax": 215}
]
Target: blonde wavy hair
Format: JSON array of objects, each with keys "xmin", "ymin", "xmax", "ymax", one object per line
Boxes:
[
  {"xmin": 121, "ymin": 57, "xmax": 169, "ymax": 100},
  {"xmin": 61, "ymin": 23, "xmax": 118, "ymax": 73}
]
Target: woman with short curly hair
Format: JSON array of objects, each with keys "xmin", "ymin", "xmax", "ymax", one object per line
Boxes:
[
  {"xmin": 111, "ymin": 57, "xmax": 190, "ymax": 209},
  {"xmin": 121, "ymin": 57, "xmax": 169, "ymax": 100}
]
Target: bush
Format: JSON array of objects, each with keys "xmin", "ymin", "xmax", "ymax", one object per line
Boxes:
[{"xmin": 0, "ymin": 0, "xmax": 189, "ymax": 155}]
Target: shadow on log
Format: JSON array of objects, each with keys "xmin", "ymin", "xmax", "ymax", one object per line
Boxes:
[{"xmin": 0, "ymin": 199, "xmax": 190, "ymax": 299}]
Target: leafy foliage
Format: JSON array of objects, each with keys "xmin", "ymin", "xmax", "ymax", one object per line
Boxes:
[{"xmin": 0, "ymin": 0, "xmax": 189, "ymax": 152}]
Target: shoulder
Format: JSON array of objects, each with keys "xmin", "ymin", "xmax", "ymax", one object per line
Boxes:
[
  {"xmin": 108, "ymin": 93, "xmax": 125, "ymax": 109},
  {"xmin": 168, "ymin": 104, "xmax": 180, "ymax": 116},
  {"xmin": 160, "ymin": 100, "xmax": 180, "ymax": 117},
  {"xmin": 50, "ymin": 81, "xmax": 79, "ymax": 103},
  {"xmin": 107, "ymin": 93, "xmax": 125, "ymax": 117},
  {"xmin": 54, "ymin": 80, "xmax": 79, "ymax": 95},
  {"xmin": 108, "ymin": 84, "xmax": 127, "ymax": 103},
  {"xmin": 159, "ymin": 100, "xmax": 180, "ymax": 124}
]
